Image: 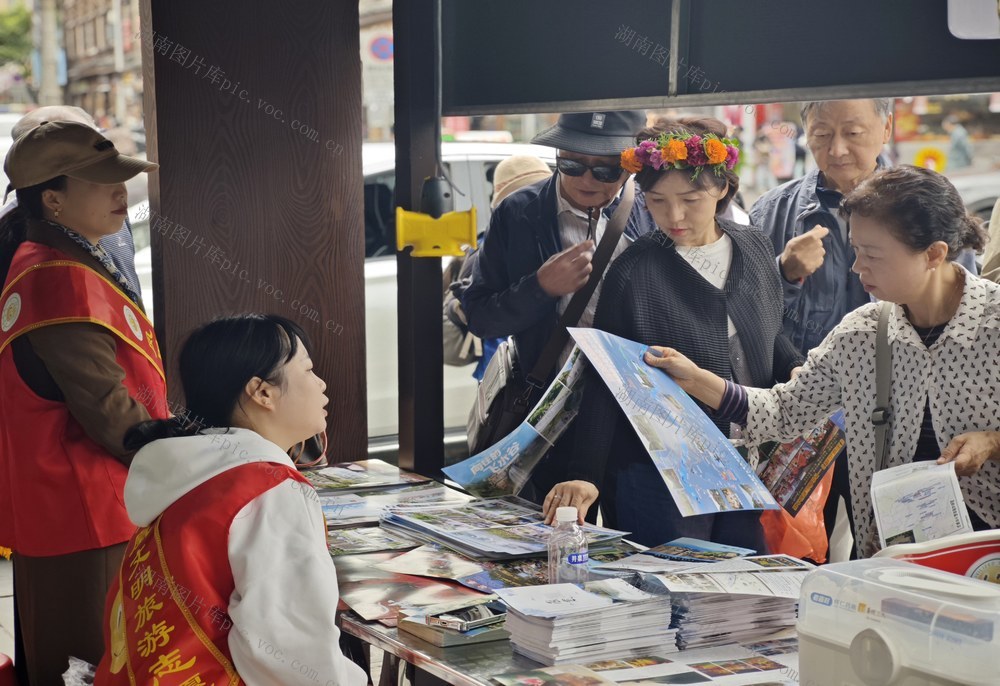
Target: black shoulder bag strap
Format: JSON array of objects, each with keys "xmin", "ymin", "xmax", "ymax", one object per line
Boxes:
[
  {"xmin": 525, "ymin": 178, "xmax": 636, "ymax": 389},
  {"xmin": 872, "ymin": 301, "xmax": 893, "ymax": 471}
]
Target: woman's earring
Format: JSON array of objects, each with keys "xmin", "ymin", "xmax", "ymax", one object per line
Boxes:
[{"xmin": 54, "ymin": 209, "xmax": 61, "ymax": 218}]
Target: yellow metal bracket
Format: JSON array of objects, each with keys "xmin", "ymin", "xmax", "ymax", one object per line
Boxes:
[{"xmin": 395, "ymin": 207, "xmax": 477, "ymax": 257}]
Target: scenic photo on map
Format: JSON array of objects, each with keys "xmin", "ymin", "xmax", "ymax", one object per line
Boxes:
[{"xmin": 569, "ymin": 328, "xmax": 779, "ymax": 517}]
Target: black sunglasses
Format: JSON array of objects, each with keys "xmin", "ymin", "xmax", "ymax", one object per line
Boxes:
[{"xmin": 556, "ymin": 156, "xmax": 624, "ymax": 184}]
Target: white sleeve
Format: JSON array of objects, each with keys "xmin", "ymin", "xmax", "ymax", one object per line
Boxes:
[
  {"xmin": 744, "ymin": 324, "xmax": 845, "ymax": 444},
  {"xmin": 227, "ymin": 478, "xmax": 368, "ymax": 686}
]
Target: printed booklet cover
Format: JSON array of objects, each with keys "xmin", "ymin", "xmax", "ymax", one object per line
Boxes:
[{"xmin": 569, "ymin": 328, "xmax": 778, "ymax": 517}]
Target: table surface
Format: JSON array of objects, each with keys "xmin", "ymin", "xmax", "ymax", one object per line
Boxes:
[{"xmin": 340, "ymin": 613, "xmax": 544, "ymax": 686}]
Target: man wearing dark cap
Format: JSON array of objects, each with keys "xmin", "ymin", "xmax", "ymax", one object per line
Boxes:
[{"xmin": 461, "ymin": 110, "xmax": 654, "ymax": 512}]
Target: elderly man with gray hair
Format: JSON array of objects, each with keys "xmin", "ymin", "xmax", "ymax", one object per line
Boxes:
[
  {"xmin": 750, "ymin": 98, "xmax": 978, "ymax": 559},
  {"xmin": 3, "ymin": 106, "xmax": 143, "ymax": 299}
]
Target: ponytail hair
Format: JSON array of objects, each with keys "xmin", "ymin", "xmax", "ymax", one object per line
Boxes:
[
  {"xmin": 123, "ymin": 314, "xmax": 311, "ymax": 452},
  {"xmin": 124, "ymin": 415, "xmax": 203, "ymax": 452},
  {"xmin": 0, "ymin": 177, "xmax": 67, "ymax": 285}
]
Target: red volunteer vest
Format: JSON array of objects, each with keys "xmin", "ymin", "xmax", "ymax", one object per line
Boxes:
[
  {"xmin": 0, "ymin": 242, "xmax": 168, "ymax": 555},
  {"xmin": 95, "ymin": 462, "xmax": 313, "ymax": 686}
]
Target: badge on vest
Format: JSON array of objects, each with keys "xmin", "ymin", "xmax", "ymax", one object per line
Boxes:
[
  {"xmin": 1, "ymin": 293, "xmax": 20, "ymax": 333},
  {"xmin": 124, "ymin": 305, "xmax": 143, "ymax": 341}
]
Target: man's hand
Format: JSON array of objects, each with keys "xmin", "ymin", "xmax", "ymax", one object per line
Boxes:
[
  {"xmin": 938, "ymin": 431, "xmax": 1000, "ymax": 477},
  {"xmin": 779, "ymin": 225, "xmax": 829, "ymax": 283},
  {"xmin": 543, "ymin": 480, "xmax": 599, "ymax": 525},
  {"xmin": 537, "ymin": 240, "xmax": 595, "ymax": 297}
]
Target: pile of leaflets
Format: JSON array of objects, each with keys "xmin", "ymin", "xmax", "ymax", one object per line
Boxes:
[
  {"xmin": 333, "ymin": 551, "xmax": 488, "ymax": 627},
  {"xmin": 649, "ymin": 556, "xmax": 813, "ymax": 650},
  {"xmin": 326, "ymin": 527, "xmax": 421, "ymax": 556},
  {"xmin": 305, "ymin": 458, "xmax": 429, "ymax": 493},
  {"xmin": 322, "ymin": 481, "xmax": 473, "ymax": 529},
  {"xmin": 495, "ymin": 578, "xmax": 676, "ymax": 665},
  {"xmin": 596, "ymin": 537, "xmax": 757, "ymax": 574},
  {"xmin": 492, "ymin": 630, "xmax": 800, "ymax": 685},
  {"xmin": 380, "ymin": 496, "xmax": 627, "ymax": 560}
]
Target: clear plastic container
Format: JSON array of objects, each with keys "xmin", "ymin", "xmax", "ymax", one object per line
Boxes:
[
  {"xmin": 547, "ymin": 506, "xmax": 588, "ymax": 585},
  {"xmin": 798, "ymin": 558, "xmax": 1000, "ymax": 686}
]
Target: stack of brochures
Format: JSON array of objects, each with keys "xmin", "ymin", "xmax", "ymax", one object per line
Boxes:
[
  {"xmin": 380, "ymin": 496, "xmax": 627, "ymax": 560},
  {"xmin": 304, "ymin": 458, "xmax": 430, "ymax": 493},
  {"xmin": 594, "ymin": 537, "xmax": 757, "ymax": 574},
  {"xmin": 322, "ymin": 481, "xmax": 473, "ymax": 529},
  {"xmin": 650, "ymin": 555, "xmax": 813, "ymax": 650},
  {"xmin": 495, "ymin": 578, "xmax": 676, "ymax": 665}
]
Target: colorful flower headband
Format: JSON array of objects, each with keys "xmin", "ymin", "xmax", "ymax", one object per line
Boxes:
[{"xmin": 620, "ymin": 132, "xmax": 740, "ymax": 179}]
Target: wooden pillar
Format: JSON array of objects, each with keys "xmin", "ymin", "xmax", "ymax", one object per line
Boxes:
[{"xmin": 139, "ymin": 0, "xmax": 367, "ymax": 457}]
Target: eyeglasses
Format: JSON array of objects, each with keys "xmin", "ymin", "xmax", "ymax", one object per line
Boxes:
[{"xmin": 556, "ymin": 157, "xmax": 624, "ymax": 184}]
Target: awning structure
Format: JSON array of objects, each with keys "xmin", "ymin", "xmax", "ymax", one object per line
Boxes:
[
  {"xmin": 394, "ymin": 0, "xmax": 1000, "ymax": 476},
  {"xmin": 442, "ymin": 0, "xmax": 1000, "ymax": 115},
  {"xmin": 140, "ymin": 0, "xmax": 998, "ymax": 476}
]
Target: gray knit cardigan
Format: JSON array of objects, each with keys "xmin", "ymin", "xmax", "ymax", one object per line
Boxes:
[{"xmin": 564, "ymin": 218, "xmax": 805, "ymax": 486}]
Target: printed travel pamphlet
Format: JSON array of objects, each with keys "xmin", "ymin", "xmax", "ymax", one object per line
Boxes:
[
  {"xmin": 871, "ymin": 461, "xmax": 973, "ymax": 548},
  {"xmin": 321, "ymin": 482, "xmax": 473, "ymax": 528},
  {"xmin": 596, "ymin": 538, "xmax": 756, "ymax": 573},
  {"xmin": 380, "ymin": 495, "xmax": 627, "ymax": 560},
  {"xmin": 305, "ymin": 458, "xmax": 429, "ymax": 492},
  {"xmin": 326, "ymin": 526, "xmax": 420, "ymax": 556},
  {"xmin": 333, "ymin": 551, "xmax": 488, "ymax": 626},
  {"xmin": 443, "ymin": 348, "xmax": 587, "ymax": 497},
  {"xmin": 569, "ymin": 328, "xmax": 779, "ymax": 517},
  {"xmin": 497, "ymin": 579, "xmax": 677, "ymax": 664},
  {"xmin": 757, "ymin": 410, "xmax": 846, "ymax": 516}
]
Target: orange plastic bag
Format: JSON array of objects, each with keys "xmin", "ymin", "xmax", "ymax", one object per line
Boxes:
[{"xmin": 760, "ymin": 467, "xmax": 834, "ymax": 563}]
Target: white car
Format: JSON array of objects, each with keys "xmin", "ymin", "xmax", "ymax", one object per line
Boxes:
[
  {"xmin": 949, "ymin": 169, "xmax": 1000, "ymax": 222},
  {"xmin": 134, "ymin": 142, "xmax": 557, "ymax": 449}
]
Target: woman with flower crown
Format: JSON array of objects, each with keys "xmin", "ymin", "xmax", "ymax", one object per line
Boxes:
[{"xmin": 541, "ymin": 117, "xmax": 804, "ymax": 551}]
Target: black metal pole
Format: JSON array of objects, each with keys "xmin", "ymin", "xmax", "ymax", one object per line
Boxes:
[{"xmin": 393, "ymin": 0, "xmax": 446, "ymax": 478}]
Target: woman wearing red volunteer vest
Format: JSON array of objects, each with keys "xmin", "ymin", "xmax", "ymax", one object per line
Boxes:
[
  {"xmin": 95, "ymin": 314, "xmax": 366, "ymax": 686},
  {"xmin": 0, "ymin": 121, "xmax": 167, "ymax": 684}
]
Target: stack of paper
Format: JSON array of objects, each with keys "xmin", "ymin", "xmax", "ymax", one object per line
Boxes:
[
  {"xmin": 596, "ymin": 537, "xmax": 756, "ymax": 574},
  {"xmin": 304, "ymin": 459, "xmax": 429, "ymax": 493},
  {"xmin": 496, "ymin": 578, "xmax": 676, "ymax": 665},
  {"xmin": 322, "ymin": 481, "xmax": 473, "ymax": 528},
  {"xmin": 333, "ymin": 551, "xmax": 489, "ymax": 627},
  {"xmin": 652, "ymin": 556, "xmax": 812, "ymax": 650},
  {"xmin": 326, "ymin": 526, "xmax": 420, "ymax": 556},
  {"xmin": 380, "ymin": 496, "xmax": 628, "ymax": 560}
]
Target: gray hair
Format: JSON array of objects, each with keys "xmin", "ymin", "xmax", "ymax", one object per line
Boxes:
[{"xmin": 799, "ymin": 99, "xmax": 892, "ymax": 125}]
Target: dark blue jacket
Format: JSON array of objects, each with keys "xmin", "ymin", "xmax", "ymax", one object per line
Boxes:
[
  {"xmin": 461, "ymin": 175, "xmax": 656, "ymax": 383},
  {"xmin": 750, "ymin": 168, "xmax": 979, "ymax": 353}
]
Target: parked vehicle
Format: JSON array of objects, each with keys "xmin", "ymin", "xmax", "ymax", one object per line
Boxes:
[
  {"xmin": 133, "ymin": 142, "xmax": 557, "ymax": 450},
  {"xmin": 949, "ymin": 169, "xmax": 1000, "ymax": 222}
]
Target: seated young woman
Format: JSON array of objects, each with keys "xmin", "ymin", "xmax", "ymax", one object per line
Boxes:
[{"xmin": 95, "ymin": 314, "xmax": 365, "ymax": 685}]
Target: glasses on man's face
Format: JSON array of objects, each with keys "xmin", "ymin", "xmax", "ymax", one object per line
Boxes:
[{"xmin": 556, "ymin": 156, "xmax": 624, "ymax": 184}]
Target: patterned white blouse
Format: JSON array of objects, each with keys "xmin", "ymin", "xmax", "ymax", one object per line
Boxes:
[{"xmin": 744, "ymin": 267, "xmax": 1000, "ymax": 557}]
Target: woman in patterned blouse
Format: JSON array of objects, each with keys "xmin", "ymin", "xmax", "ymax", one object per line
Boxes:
[{"xmin": 646, "ymin": 165, "xmax": 999, "ymax": 557}]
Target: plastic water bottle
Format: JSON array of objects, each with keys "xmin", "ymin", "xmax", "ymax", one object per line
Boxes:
[{"xmin": 547, "ymin": 506, "xmax": 589, "ymax": 585}]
